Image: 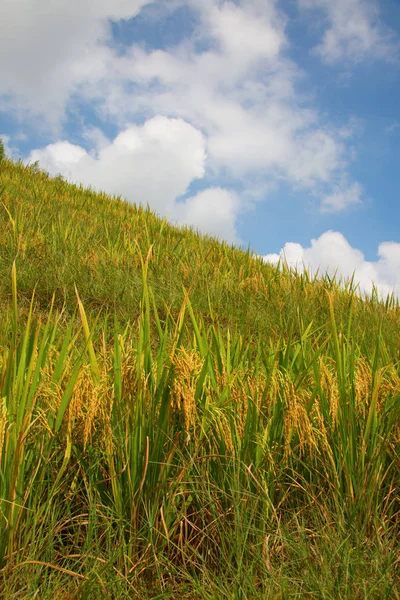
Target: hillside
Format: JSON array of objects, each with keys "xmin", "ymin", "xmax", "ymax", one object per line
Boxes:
[
  {"xmin": 1, "ymin": 158, "xmax": 399, "ymax": 349},
  {"xmin": 0, "ymin": 154, "xmax": 399, "ymax": 598}
]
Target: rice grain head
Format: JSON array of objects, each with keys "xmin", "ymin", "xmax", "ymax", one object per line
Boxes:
[
  {"xmin": 320, "ymin": 360, "xmax": 340, "ymax": 429},
  {"xmin": 282, "ymin": 376, "xmax": 316, "ymax": 459},
  {"xmin": 172, "ymin": 348, "xmax": 203, "ymax": 438}
]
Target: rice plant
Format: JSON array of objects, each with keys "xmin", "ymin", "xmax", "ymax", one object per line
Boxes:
[{"xmin": 0, "ymin": 157, "xmax": 399, "ymax": 598}]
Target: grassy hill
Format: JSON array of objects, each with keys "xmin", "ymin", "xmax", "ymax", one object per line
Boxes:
[{"xmin": 0, "ymin": 152, "xmax": 399, "ymax": 598}]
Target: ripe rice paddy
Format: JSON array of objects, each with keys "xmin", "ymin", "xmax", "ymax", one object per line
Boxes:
[{"xmin": 0, "ymin": 155, "xmax": 399, "ymax": 598}]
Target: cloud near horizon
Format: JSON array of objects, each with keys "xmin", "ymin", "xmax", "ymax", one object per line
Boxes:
[
  {"xmin": 263, "ymin": 230, "xmax": 400, "ymax": 299},
  {"xmin": 27, "ymin": 116, "xmax": 242, "ymax": 244}
]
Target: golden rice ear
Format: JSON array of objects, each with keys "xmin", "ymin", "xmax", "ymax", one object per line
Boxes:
[
  {"xmin": 171, "ymin": 347, "xmax": 203, "ymax": 434},
  {"xmin": 320, "ymin": 360, "xmax": 340, "ymax": 429},
  {"xmin": 354, "ymin": 357, "xmax": 373, "ymax": 418}
]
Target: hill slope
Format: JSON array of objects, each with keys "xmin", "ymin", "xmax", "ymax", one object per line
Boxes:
[
  {"xmin": 1, "ymin": 158, "xmax": 399, "ymax": 349},
  {"xmin": 0, "ymin": 155, "xmax": 399, "ymax": 598}
]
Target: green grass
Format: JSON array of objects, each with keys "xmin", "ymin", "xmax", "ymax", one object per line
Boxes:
[{"xmin": 0, "ymin": 154, "xmax": 399, "ymax": 598}]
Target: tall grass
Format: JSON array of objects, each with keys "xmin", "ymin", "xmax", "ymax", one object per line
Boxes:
[
  {"xmin": 0, "ymin": 156, "xmax": 399, "ymax": 597},
  {"xmin": 1, "ymin": 158, "xmax": 399, "ymax": 354},
  {"xmin": 0, "ymin": 260, "xmax": 398, "ymax": 598}
]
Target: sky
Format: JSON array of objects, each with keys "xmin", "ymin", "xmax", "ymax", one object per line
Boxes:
[{"xmin": 1, "ymin": 0, "xmax": 400, "ymax": 298}]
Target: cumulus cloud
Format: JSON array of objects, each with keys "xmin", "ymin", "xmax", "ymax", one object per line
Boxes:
[
  {"xmin": 175, "ymin": 187, "xmax": 241, "ymax": 243},
  {"xmin": 203, "ymin": 0, "xmax": 285, "ymax": 63},
  {"xmin": 263, "ymin": 231, "xmax": 400, "ymax": 299},
  {"xmin": 27, "ymin": 115, "xmax": 240, "ymax": 243},
  {"xmin": 1, "ymin": 0, "xmax": 365, "ymax": 211},
  {"xmin": 298, "ymin": 0, "xmax": 398, "ymax": 64},
  {"xmin": 2, "ymin": 0, "xmax": 385, "ymax": 238},
  {"xmin": 91, "ymin": 0, "xmax": 362, "ymax": 208},
  {"xmin": 0, "ymin": 0, "xmax": 151, "ymax": 125},
  {"xmin": 28, "ymin": 116, "xmax": 205, "ymax": 211}
]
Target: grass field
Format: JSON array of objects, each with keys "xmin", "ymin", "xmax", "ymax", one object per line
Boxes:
[{"xmin": 0, "ymin": 149, "xmax": 399, "ymax": 598}]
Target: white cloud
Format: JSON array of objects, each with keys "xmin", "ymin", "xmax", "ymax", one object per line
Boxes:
[
  {"xmin": 27, "ymin": 115, "xmax": 240, "ymax": 242},
  {"xmin": 263, "ymin": 230, "xmax": 400, "ymax": 299},
  {"xmin": 2, "ymin": 0, "xmax": 371, "ymax": 239},
  {"xmin": 175, "ymin": 187, "xmax": 241, "ymax": 243},
  {"xmin": 321, "ymin": 181, "xmax": 362, "ymax": 212},
  {"xmin": 89, "ymin": 1, "xmax": 361, "ymax": 209},
  {"xmin": 28, "ymin": 116, "xmax": 205, "ymax": 211},
  {"xmin": 204, "ymin": 0, "xmax": 285, "ymax": 63},
  {"xmin": 298, "ymin": 0, "xmax": 398, "ymax": 64},
  {"xmin": 0, "ymin": 0, "xmax": 151, "ymax": 126},
  {"xmin": 32, "ymin": 141, "xmax": 87, "ymax": 170}
]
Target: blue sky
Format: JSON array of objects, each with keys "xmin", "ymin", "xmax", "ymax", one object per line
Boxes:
[{"xmin": 1, "ymin": 0, "xmax": 399, "ymax": 297}]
